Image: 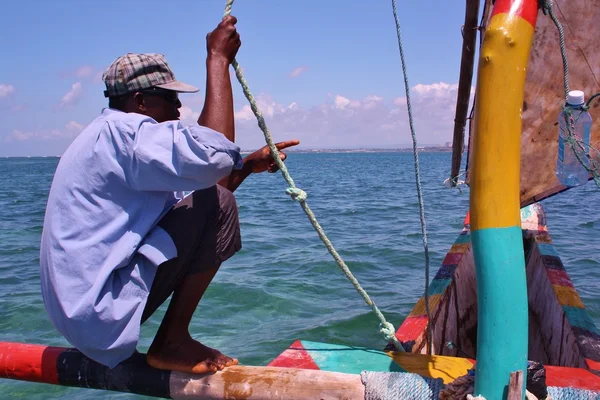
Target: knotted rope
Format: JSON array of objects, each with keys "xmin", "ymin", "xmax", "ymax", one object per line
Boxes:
[{"xmin": 222, "ymin": 0, "xmax": 403, "ymax": 351}]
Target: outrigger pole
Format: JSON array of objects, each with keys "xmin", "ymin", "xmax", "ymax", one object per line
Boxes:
[{"xmin": 0, "ymin": 342, "xmax": 364, "ymax": 399}]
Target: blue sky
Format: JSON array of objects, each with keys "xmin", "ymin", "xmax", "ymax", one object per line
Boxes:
[{"xmin": 1, "ymin": 0, "xmax": 474, "ymax": 156}]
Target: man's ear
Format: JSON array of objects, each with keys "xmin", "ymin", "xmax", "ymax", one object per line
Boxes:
[{"xmin": 133, "ymin": 92, "xmax": 147, "ymax": 112}]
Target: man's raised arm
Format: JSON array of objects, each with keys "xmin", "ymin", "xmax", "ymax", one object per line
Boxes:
[{"xmin": 198, "ymin": 15, "xmax": 240, "ymax": 143}]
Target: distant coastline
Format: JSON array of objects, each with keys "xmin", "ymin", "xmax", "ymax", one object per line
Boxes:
[
  {"xmin": 241, "ymin": 146, "xmax": 454, "ymax": 154},
  {"xmin": 1, "ymin": 146, "xmax": 454, "ymax": 158}
]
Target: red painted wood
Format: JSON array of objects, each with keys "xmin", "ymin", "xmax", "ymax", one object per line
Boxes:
[
  {"xmin": 442, "ymin": 252, "xmax": 463, "ymax": 266},
  {"xmin": 491, "ymin": 0, "xmax": 539, "ymax": 27},
  {"xmin": 0, "ymin": 342, "xmax": 63, "ymax": 384},
  {"xmin": 586, "ymin": 358, "xmax": 600, "ymax": 371},
  {"xmin": 546, "ymin": 268, "xmax": 575, "ymax": 288},
  {"xmin": 396, "ymin": 315, "xmax": 428, "ymax": 342},
  {"xmin": 267, "ymin": 340, "xmax": 320, "ymax": 370},
  {"xmin": 545, "ymin": 365, "xmax": 600, "ymax": 390}
]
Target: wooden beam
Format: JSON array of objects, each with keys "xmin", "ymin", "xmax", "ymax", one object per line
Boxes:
[
  {"xmin": 450, "ymin": 0, "xmax": 480, "ymax": 185},
  {"xmin": 507, "ymin": 370, "xmax": 525, "ymax": 400},
  {"xmin": 169, "ymin": 366, "xmax": 365, "ymax": 400},
  {"xmin": 0, "ymin": 341, "xmax": 364, "ymax": 399}
]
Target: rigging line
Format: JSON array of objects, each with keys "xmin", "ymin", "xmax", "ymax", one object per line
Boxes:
[
  {"xmin": 222, "ymin": 0, "xmax": 404, "ymax": 352},
  {"xmin": 391, "ymin": 0, "xmax": 433, "ymax": 355}
]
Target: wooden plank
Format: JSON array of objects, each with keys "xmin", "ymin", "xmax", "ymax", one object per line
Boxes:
[
  {"xmin": 507, "ymin": 370, "xmax": 524, "ymax": 400},
  {"xmin": 525, "ymin": 239, "xmax": 585, "ymax": 367},
  {"xmin": 267, "ymin": 340, "xmax": 320, "ymax": 370},
  {"xmin": 386, "ymin": 351, "xmax": 473, "ymax": 384},
  {"xmin": 169, "ymin": 366, "xmax": 364, "ymax": 400},
  {"xmin": 545, "ymin": 365, "xmax": 600, "ymax": 390},
  {"xmin": 268, "ymin": 340, "xmax": 473, "ymax": 384}
]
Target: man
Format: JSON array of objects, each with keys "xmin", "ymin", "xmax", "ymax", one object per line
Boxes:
[{"xmin": 40, "ymin": 15, "xmax": 299, "ymax": 375}]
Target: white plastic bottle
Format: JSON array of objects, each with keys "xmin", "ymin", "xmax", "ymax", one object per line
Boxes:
[{"xmin": 556, "ymin": 90, "xmax": 592, "ymax": 187}]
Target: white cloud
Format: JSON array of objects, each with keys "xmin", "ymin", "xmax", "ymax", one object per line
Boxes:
[
  {"xmin": 412, "ymin": 82, "xmax": 458, "ymax": 97},
  {"xmin": 393, "ymin": 97, "xmax": 407, "ymax": 106},
  {"xmin": 181, "ymin": 93, "xmax": 205, "ymax": 109},
  {"xmin": 6, "ymin": 120, "xmax": 86, "ymax": 143},
  {"xmin": 4, "ymin": 83, "xmax": 475, "ymax": 155},
  {"xmin": 175, "ymin": 82, "xmax": 474, "ymax": 150},
  {"xmin": 365, "ymin": 95, "xmax": 383, "ymax": 102},
  {"xmin": 74, "ymin": 66, "xmax": 94, "ymax": 78},
  {"xmin": 363, "ymin": 95, "xmax": 383, "ymax": 110},
  {"xmin": 8, "ymin": 130, "xmax": 31, "ymax": 141},
  {"xmin": 60, "ymin": 65, "xmax": 103, "ymax": 84},
  {"xmin": 234, "ymin": 105, "xmax": 254, "ymax": 121},
  {"xmin": 334, "ymin": 95, "xmax": 351, "ymax": 109},
  {"xmin": 66, "ymin": 121, "xmax": 84, "ymax": 132},
  {"xmin": 179, "ymin": 106, "xmax": 201, "ymax": 126},
  {"xmin": 6, "ymin": 129, "xmax": 66, "ymax": 142},
  {"xmin": 59, "ymin": 82, "xmax": 83, "ymax": 108},
  {"xmin": 0, "ymin": 84, "xmax": 15, "ymax": 98},
  {"xmin": 289, "ymin": 66, "xmax": 308, "ymax": 78},
  {"xmin": 234, "ymin": 95, "xmax": 286, "ymax": 121}
]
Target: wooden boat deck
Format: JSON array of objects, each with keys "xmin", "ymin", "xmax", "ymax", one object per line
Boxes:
[
  {"xmin": 396, "ymin": 204, "xmax": 600, "ymax": 368},
  {"xmin": 268, "ymin": 339, "xmax": 474, "ymax": 383},
  {"xmin": 269, "ymin": 203, "xmax": 600, "ymax": 392},
  {"xmin": 268, "ymin": 340, "xmax": 600, "ymax": 390}
]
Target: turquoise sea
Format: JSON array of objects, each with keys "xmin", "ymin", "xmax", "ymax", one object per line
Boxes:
[{"xmin": 1, "ymin": 152, "xmax": 599, "ymax": 399}]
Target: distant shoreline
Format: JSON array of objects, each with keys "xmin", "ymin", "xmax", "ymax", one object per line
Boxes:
[
  {"xmin": 1, "ymin": 147, "xmax": 454, "ymax": 158},
  {"xmin": 242, "ymin": 146, "xmax": 453, "ymax": 154}
]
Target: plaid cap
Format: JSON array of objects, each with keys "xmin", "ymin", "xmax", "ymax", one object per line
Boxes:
[{"xmin": 102, "ymin": 53, "xmax": 199, "ymax": 98}]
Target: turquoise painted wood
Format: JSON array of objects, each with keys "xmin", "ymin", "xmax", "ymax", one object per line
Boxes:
[
  {"xmin": 301, "ymin": 341, "xmax": 405, "ymax": 374},
  {"xmin": 472, "ymin": 226, "xmax": 528, "ymax": 399}
]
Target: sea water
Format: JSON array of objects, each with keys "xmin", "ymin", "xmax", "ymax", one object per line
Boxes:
[{"xmin": 0, "ymin": 153, "xmax": 599, "ymax": 399}]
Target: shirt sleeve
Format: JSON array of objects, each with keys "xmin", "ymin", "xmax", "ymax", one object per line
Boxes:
[{"xmin": 109, "ymin": 118, "xmax": 244, "ymax": 192}]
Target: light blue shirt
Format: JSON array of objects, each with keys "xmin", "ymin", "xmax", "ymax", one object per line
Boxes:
[{"xmin": 40, "ymin": 108, "xmax": 243, "ymax": 368}]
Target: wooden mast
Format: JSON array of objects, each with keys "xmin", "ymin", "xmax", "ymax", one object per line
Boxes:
[
  {"xmin": 449, "ymin": 0, "xmax": 480, "ymax": 185},
  {"xmin": 470, "ymin": 0, "xmax": 539, "ymax": 398}
]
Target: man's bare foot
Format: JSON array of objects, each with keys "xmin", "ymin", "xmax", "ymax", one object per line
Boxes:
[{"xmin": 146, "ymin": 334, "xmax": 238, "ymax": 374}]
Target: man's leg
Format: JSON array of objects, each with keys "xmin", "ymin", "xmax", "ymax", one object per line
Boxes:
[{"xmin": 142, "ymin": 185, "xmax": 241, "ymax": 374}]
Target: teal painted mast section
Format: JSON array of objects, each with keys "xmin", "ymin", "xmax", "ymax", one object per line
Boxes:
[{"xmin": 472, "ymin": 228, "xmax": 528, "ymax": 399}]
